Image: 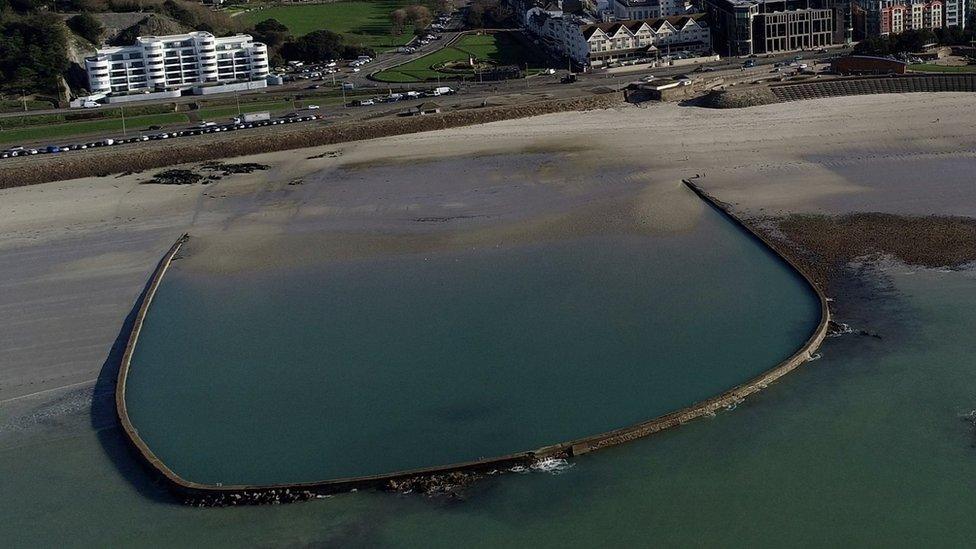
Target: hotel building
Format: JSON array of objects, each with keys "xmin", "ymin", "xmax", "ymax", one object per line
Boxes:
[{"xmin": 85, "ymin": 31, "xmax": 269, "ymax": 94}]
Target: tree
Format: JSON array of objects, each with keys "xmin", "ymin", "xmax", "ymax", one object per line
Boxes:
[
  {"xmin": 405, "ymin": 5, "xmax": 433, "ymax": 29},
  {"xmin": 466, "ymin": 0, "xmax": 512, "ymax": 28},
  {"xmin": 254, "ymin": 18, "xmax": 288, "ymax": 34},
  {"xmin": 280, "ymin": 29, "xmax": 374, "ymax": 62},
  {"xmin": 466, "ymin": 2, "xmax": 485, "ymax": 28},
  {"xmin": 433, "ymin": 0, "xmax": 454, "ymax": 13},
  {"xmin": 67, "ymin": 13, "xmax": 105, "ymax": 44},
  {"xmin": 251, "ymin": 18, "xmax": 290, "ymax": 48},
  {"xmin": 390, "ymin": 8, "xmax": 407, "ymax": 37},
  {"xmin": 0, "ymin": 13, "xmax": 70, "ymax": 94}
]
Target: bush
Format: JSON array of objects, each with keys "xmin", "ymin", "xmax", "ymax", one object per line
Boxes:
[
  {"xmin": 67, "ymin": 12, "xmax": 105, "ymax": 44},
  {"xmin": 251, "ymin": 18, "xmax": 290, "ymax": 49},
  {"xmin": 0, "ymin": 13, "xmax": 70, "ymax": 94},
  {"xmin": 281, "ymin": 30, "xmax": 375, "ymax": 62}
]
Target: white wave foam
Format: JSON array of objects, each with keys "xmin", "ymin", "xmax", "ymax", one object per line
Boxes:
[{"xmin": 511, "ymin": 457, "xmax": 575, "ymax": 475}]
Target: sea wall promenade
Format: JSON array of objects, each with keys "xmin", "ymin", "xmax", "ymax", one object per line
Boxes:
[{"xmin": 115, "ymin": 181, "xmax": 830, "ymax": 505}]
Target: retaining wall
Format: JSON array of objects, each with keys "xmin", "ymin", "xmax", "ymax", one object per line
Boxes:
[{"xmin": 116, "ymin": 181, "xmax": 829, "ymax": 505}]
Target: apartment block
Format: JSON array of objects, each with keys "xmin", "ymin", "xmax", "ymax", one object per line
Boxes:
[{"xmin": 85, "ymin": 32, "xmax": 269, "ymax": 94}]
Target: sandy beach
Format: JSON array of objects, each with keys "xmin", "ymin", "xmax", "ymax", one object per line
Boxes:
[{"xmin": 2, "ymin": 93, "xmax": 976, "ymax": 408}]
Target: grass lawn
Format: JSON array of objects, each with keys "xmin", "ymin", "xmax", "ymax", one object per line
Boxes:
[
  {"xmin": 374, "ymin": 33, "xmax": 546, "ymax": 83},
  {"xmin": 241, "ymin": 0, "xmax": 415, "ymax": 48},
  {"xmin": 0, "ymin": 99, "xmax": 57, "ymax": 114},
  {"xmin": 0, "ymin": 113, "xmax": 189, "ymax": 146},
  {"xmin": 909, "ymin": 63, "xmax": 975, "ymax": 73}
]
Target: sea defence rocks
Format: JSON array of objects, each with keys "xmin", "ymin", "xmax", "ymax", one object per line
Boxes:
[
  {"xmin": 114, "ymin": 180, "xmax": 829, "ymax": 505},
  {"xmin": 0, "ymin": 94, "xmax": 623, "ymax": 189}
]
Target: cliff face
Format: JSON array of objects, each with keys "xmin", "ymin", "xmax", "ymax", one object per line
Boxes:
[{"xmin": 64, "ymin": 31, "xmax": 100, "ymax": 98}]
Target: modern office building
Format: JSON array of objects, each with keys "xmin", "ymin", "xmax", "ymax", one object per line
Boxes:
[
  {"xmin": 85, "ymin": 31, "xmax": 269, "ymax": 94},
  {"xmin": 706, "ymin": 0, "xmax": 851, "ymax": 55}
]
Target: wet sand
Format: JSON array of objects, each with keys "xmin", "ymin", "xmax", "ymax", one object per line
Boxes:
[{"xmin": 2, "ymin": 93, "xmax": 976, "ymax": 406}]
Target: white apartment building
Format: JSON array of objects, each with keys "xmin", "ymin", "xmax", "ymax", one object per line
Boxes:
[
  {"xmin": 85, "ymin": 31, "xmax": 269, "ymax": 94},
  {"xmin": 527, "ymin": 10, "xmax": 711, "ymax": 66}
]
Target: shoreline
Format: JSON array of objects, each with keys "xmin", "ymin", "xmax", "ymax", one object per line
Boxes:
[{"xmin": 113, "ymin": 180, "xmax": 829, "ymax": 506}]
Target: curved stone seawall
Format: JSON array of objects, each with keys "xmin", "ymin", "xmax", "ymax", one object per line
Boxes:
[
  {"xmin": 0, "ymin": 94, "xmax": 622, "ymax": 190},
  {"xmin": 116, "ymin": 182, "xmax": 829, "ymax": 506}
]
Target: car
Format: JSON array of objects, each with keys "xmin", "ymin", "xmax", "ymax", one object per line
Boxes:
[
  {"xmin": 352, "ymin": 67, "xmax": 361, "ymax": 72},
  {"xmin": 744, "ymin": 59, "xmax": 757, "ymax": 68},
  {"xmin": 342, "ymin": 82, "xmax": 355, "ymax": 90},
  {"xmin": 306, "ymin": 104, "xmax": 320, "ymax": 110},
  {"xmin": 640, "ymin": 75, "xmax": 656, "ymax": 83},
  {"xmin": 793, "ymin": 55, "xmax": 803, "ymax": 61}
]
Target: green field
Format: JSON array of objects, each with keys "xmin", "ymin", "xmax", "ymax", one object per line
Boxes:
[
  {"xmin": 241, "ymin": 1, "xmax": 415, "ymax": 48},
  {"xmin": 909, "ymin": 63, "xmax": 975, "ymax": 73},
  {"xmin": 373, "ymin": 33, "xmax": 545, "ymax": 83},
  {"xmin": 0, "ymin": 113, "xmax": 189, "ymax": 146}
]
